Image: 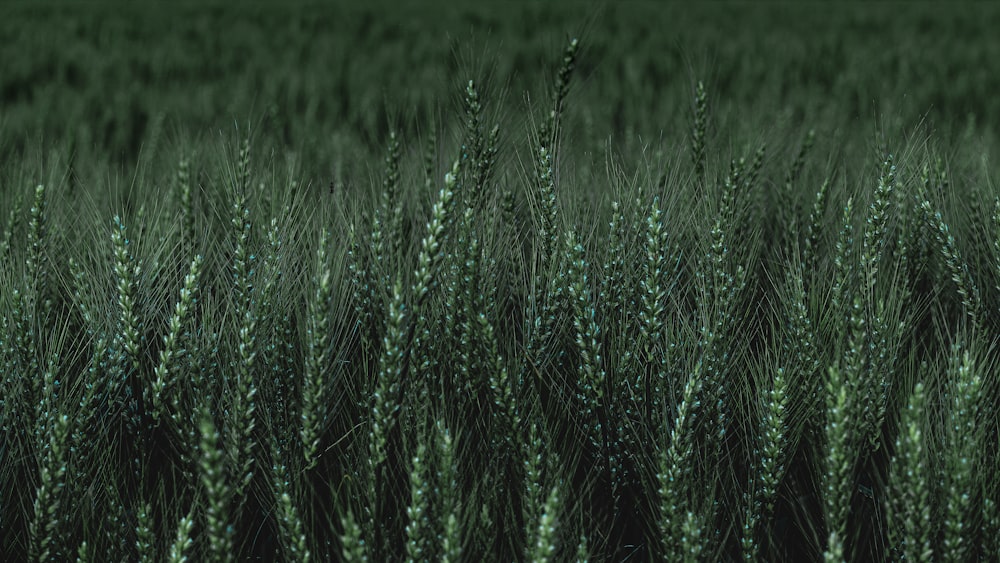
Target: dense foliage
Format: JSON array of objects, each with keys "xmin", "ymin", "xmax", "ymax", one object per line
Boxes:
[{"xmin": 1, "ymin": 2, "xmax": 999, "ymax": 561}]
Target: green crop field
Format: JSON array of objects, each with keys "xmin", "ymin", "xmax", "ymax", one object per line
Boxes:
[{"xmin": 1, "ymin": 2, "xmax": 999, "ymax": 561}]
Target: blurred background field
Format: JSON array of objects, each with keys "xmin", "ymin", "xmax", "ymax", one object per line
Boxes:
[{"xmin": 3, "ymin": 1, "xmax": 999, "ymax": 179}]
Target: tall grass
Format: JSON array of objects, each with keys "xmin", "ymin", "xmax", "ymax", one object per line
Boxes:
[{"xmin": 1, "ymin": 27, "xmax": 999, "ymax": 563}]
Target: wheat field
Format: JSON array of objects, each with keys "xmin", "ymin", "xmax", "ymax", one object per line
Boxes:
[{"xmin": 1, "ymin": 2, "xmax": 999, "ymax": 561}]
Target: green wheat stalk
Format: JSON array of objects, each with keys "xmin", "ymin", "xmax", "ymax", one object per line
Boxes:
[
  {"xmin": 26, "ymin": 184, "xmax": 50, "ymax": 317},
  {"xmin": 199, "ymin": 406, "xmax": 233, "ymax": 563},
  {"xmin": 436, "ymin": 419, "xmax": 461, "ymax": 562},
  {"xmin": 564, "ymin": 229, "xmax": 606, "ymax": 454},
  {"xmin": 823, "ymin": 363, "xmax": 854, "ymax": 554},
  {"xmin": 690, "ymin": 81, "xmax": 708, "ymax": 186},
  {"xmin": 831, "ymin": 197, "xmax": 855, "ymax": 314},
  {"xmin": 888, "ymin": 380, "xmax": 932, "ymax": 562},
  {"xmin": 150, "ymin": 254, "xmax": 203, "ymax": 424},
  {"xmin": 369, "ymin": 164, "xmax": 456, "ymax": 551},
  {"xmin": 29, "ymin": 412, "xmax": 70, "ymax": 563},
  {"xmin": 639, "ymin": 195, "xmax": 670, "ymax": 421},
  {"xmin": 922, "ymin": 199, "xmax": 982, "ymax": 325},
  {"xmin": 405, "ymin": 439, "xmax": 432, "ymax": 563},
  {"xmin": 742, "ymin": 366, "xmax": 790, "ymax": 561},
  {"xmin": 227, "ymin": 180, "xmax": 258, "ymax": 514},
  {"xmin": 862, "ymin": 155, "xmax": 895, "ymax": 296},
  {"xmin": 530, "ymin": 484, "xmax": 561, "ymax": 563},
  {"xmin": 942, "ymin": 346, "xmax": 982, "ymax": 562},
  {"xmin": 1, "ymin": 191, "xmax": 24, "ymax": 261},
  {"xmin": 272, "ymin": 455, "xmax": 311, "ymax": 562},
  {"xmin": 135, "ymin": 500, "xmax": 155, "ymax": 563},
  {"xmin": 658, "ymin": 360, "xmax": 705, "ymax": 560},
  {"xmin": 166, "ymin": 508, "xmax": 195, "ymax": 563},
  {"xmin": 341, "ymin": 509, "xmax": 368, "ymax": 562},
  {"xmin": 176, "ymin": 156, "xmax": 196, "ymax": 256},
  {"xmin": 803, "ymin": 177, "xmax": 831, "ymax": 280},
  {"xmin": 301, "ymin": 228, "xmax": 334, "ymax": 469}
]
